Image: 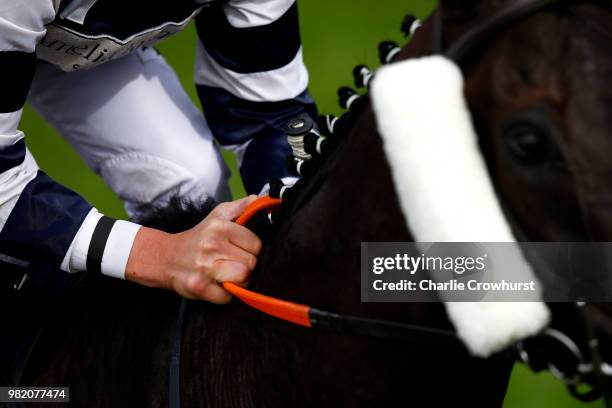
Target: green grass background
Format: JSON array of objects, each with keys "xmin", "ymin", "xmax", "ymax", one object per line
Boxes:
[{"xmin": 20, "ymin": 1, "xmax": 603, "ymax": 407}]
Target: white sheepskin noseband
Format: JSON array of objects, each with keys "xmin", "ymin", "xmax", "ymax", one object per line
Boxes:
[{"xmin": 370, "ymin": 56, "xmax": 550, "ymax": 357}]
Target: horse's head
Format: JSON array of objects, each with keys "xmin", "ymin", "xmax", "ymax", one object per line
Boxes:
[
  {"xmin": 375, "ymin": 0, "xmax": 612, "ymax": 398},
  {"xmin": 441, "ymin": 0, "xmax": 612, "ymax": 241}
]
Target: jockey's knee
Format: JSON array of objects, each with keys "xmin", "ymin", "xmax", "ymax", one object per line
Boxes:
[
  {"xmin": 238, "ymin": 131, "xmax": 295, "ymax": 195},
  {"xmin": 99, "ymin": 151, "xmax": 230, "ymax": 222}
]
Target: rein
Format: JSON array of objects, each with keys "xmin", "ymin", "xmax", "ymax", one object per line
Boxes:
[
  {"xmin": 168, "ymin": 197, "xmax": 461, "ymax": 408},
  {"xmin": 225, "ymin": 196, "xmax": 460, "ymax": 346}
]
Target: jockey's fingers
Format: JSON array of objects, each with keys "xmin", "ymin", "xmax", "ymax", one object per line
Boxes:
[
  {"xmin": 217, "ymin": 243, "xmax": 258, "ymax": 272},
  {"xmin": 213, "ymin": 259, "xmax": 251, "ymax": 286},
  {"xmin": 225, "ymin": 222, "xmax": 262, "ymax": 256},
  {"xmin": 200, "ymin": 282, "xmax": 233, "ymax": 305}
]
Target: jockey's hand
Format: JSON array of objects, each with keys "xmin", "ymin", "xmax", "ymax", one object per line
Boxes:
[{"xmin": 125, "ymin": 195, "xmax": 262, "ymax": 304}]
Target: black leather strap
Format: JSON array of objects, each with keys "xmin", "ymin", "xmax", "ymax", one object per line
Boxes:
[
  {"xmin": 86, "ymin": 216, "xmax": 116, "ymax": 275},
  {"xmin": 309, "ymin": 308, "xmax": 462, "ymax": 348},
  {"xmin": 443, "ymin": 0, "xmax": 559, "ymax": 63},
  {"xmin": 169, "ymin": 298, "xmax": 188, "ymax": 408}
]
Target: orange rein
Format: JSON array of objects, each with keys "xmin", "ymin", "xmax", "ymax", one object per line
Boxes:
[{"xmin": 222, "ymin": 196, "xmax": 313, "ymax": 327}]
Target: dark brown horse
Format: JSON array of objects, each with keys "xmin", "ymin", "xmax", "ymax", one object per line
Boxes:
[{"xmin": 4, "ymin": 0, "xmax": 612, "ymax": 406}]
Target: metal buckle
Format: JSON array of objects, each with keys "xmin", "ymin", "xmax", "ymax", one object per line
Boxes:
[
  {"xmin": 579, "ymin": 362, "xmax": 612, "ymax": 377},
  {"xmin": 517, "ymin": 328, "xmax": 586, "ymax": 386},
  {"xmin": 519, "ymin": 328, "xmax": 609, "ymax": 403},
  {"xmin": 543, "ymin": 328, "xmax": 587, "ymax": 385},
  {"xmin": 13, "ymin": 272, "xmax": 29, "ymax": 291}
]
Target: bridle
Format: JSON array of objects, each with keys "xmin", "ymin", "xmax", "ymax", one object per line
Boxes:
[
  {"xmin": 432, "ymin": 0, "xmax": 611, "ymax": 403},
  {"xmin": 169, "ymin": 1, "xmax": 611, "ymax": 406},
  {"xmin": 435, "ymin": 0, "xmax": 560, "ymax": 62}
]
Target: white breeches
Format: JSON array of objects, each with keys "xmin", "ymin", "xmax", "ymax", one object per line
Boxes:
[{"xmin": 28, "ymin": 47, "xmax": 231, "ymax": 221}]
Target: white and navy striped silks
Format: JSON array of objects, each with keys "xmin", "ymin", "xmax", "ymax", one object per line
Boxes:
[
  {"xmin": 0, "ymin": 0, "xmax": 313, "ymax": 278},
  {"xmin": 194, "ymin": 0, "xmax": 316, "ymax": 193}
]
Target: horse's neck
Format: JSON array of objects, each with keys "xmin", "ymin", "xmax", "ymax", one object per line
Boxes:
[{"xmin": 181, "ymin": 105, "xmax": 479, "ymax": 408}]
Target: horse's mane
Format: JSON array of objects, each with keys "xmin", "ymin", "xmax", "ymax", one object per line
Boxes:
[{"xmin": 137, "ymin": 196, "xmax": 217, "ymax": 233}]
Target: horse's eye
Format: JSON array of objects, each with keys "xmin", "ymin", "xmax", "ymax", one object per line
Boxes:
[{"xmin": 503, "ymin": 123, "xmax": 551, "ymax": 164}]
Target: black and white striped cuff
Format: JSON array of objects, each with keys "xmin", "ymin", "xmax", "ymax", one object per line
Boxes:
[
  {"xmin": 86, "ymin": 216, "xmax": 116, "ymax": 275},
  {"xmin": 62, "ymin": 209, "xmax": 141, "ymax": 279}
]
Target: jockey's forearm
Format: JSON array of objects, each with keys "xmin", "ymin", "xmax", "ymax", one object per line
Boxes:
[{"xmin": 125, "ymin": 227, "xmax": 174, "ymax": 289}]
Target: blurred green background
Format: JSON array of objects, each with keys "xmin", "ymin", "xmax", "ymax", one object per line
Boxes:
[{"xmin": 20, "ymin": 1, "xmax": 603, "ymax": 407}]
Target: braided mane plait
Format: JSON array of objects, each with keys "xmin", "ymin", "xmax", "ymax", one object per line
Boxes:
[
  {"xmin": 269, "ymin": 20, "xmax": 424, "ymax": 224},
  {"xmin": 270, "ymin": 97, "xmax": 369, "ymax": 225}
]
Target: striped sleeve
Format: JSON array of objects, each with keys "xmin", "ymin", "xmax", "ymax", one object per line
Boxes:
[
  {"xmin": 0, "ymin": 0, "xmax": 140, "ymax": 280},
  {"xmin": 194, "ymin": 0, "xmax": 317, "ymax": 194}
]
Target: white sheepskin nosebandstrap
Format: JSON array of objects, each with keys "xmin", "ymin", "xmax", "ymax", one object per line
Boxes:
[{"xmin": 370, "ymin": 55, "xmax": 550, "ymax": 357}]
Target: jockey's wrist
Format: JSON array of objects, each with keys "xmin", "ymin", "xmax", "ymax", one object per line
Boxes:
[{"xmin": 125, "ymin": 227, "xmax": 174, "ymax": 289}]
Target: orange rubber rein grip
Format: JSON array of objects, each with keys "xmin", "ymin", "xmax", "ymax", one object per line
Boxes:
[{"xmin": 222, "ymin": 196, "xmax": 313, "ymax": 328}]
